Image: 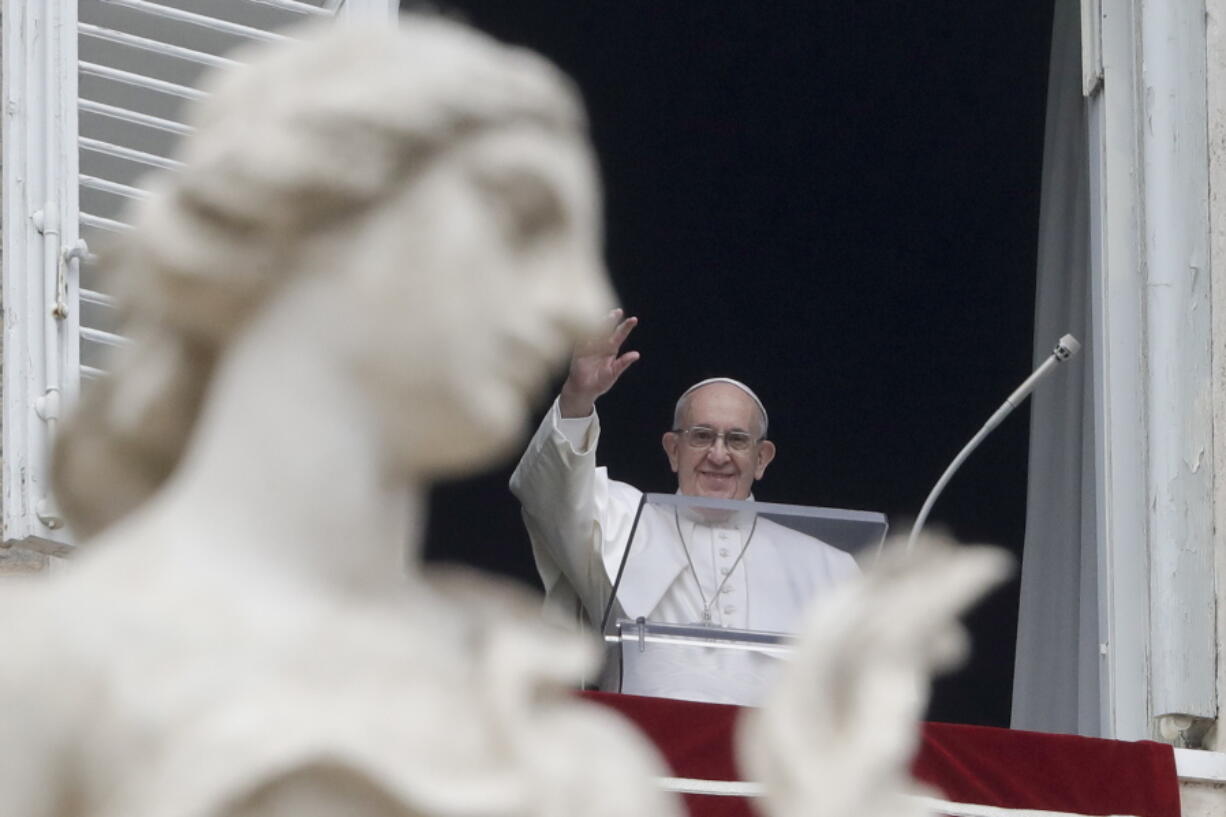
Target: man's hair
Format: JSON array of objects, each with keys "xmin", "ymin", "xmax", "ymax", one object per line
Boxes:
[{"xmin": 672, "ymin": 378, "xmax": 769, "ymax": 438}]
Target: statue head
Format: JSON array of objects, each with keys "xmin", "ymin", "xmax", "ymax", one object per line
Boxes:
[{"xmin": 54, "ymin": 15, "xmax": 613, "ymax": 538}]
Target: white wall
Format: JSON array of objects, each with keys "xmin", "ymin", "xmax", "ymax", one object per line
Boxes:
[{"xmin": 1207, "ymin": 0, "xmax": 1226, "ymax": 754}]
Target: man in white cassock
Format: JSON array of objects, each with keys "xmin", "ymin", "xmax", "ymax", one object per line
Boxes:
[{"xmin": 510, "ymin": 310, "xmax": 860, "ymax": 704}]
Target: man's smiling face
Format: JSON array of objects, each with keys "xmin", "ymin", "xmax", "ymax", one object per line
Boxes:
[{"xmin": 662, "ymin": 382, "xmax": 776, "ymax": 500}]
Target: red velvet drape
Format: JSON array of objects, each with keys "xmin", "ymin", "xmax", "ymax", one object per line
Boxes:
[{"xmin": 582, "ymin": 692, "xmax": 1180, "ymax": 817}]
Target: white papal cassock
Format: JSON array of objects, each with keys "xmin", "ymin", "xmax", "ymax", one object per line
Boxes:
[{"xmin": 510, "ymin": 398, "xmax": 859, "ymax": 705}]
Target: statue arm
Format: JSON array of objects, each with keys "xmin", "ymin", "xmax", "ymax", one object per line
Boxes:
[{"xmin": 0, "ymin": 629, "xmax": 67, "ymax": 817}]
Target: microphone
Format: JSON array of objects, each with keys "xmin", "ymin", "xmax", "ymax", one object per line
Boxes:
[{"xmin": 906, "ymin": 334, "xmax": 1082, "ymax": 553}]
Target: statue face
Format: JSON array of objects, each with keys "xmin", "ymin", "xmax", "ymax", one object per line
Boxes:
[{"xmin": 339, "ymin": 124, "xmax": 613, "ymax": 476}]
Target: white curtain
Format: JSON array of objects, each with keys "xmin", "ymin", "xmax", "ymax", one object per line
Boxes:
[{"xmin": 1010, "ymin": 0, "xmax": 1100, "ymax": 737}]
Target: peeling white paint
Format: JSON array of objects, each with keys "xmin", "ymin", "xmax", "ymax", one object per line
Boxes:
[
  {"xmin": 1, "ymin": 0, "xmax": 78, "ymax": 554},
  {"xmin": 1140, "ymin": 0, "xmax": 1217, "ymax": 724},
  {"xmin": 1207, "ymin": 0, "xmax": 1226, "ymax": 750}
]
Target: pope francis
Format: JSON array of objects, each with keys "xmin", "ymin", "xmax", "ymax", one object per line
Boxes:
[{"xmin": 510, "ymin": 310, "xmax": 859, "ymax": 703}]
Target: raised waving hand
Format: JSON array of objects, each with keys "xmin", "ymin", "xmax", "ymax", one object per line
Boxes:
[{"xmin": 558, "ymin": 308, "xmax": 640, "ymax": 418}]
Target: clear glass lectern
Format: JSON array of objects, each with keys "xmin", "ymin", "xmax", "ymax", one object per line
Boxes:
[{"xmin": 598, "ymin": 493, "xmax": 888, "ymax": 706}]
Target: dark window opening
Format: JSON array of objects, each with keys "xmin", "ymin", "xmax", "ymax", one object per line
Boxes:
[{"xmin": 422, "ymin": 2, "xmax": 1056, "ymax": 728}]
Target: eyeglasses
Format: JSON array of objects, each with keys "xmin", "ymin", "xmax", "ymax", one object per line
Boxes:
[{"xmin": 673, "ymin": 426, "xmax": 762, "ymax": 452}]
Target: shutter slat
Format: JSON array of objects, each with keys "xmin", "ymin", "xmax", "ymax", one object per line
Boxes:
[
  {"xmin": 81, "ymin": 326, "xmax": 132, "ymax": 347},
  {"xmin": 79, "ymin": 98, "xmax": 193, "ymax": 136},
  {"xmin": 79, "ymin": 60, "xmax": 207, "ymax": 100},
  {"xmin": 79, "ymin": 22, "xmax": 238, "ymax": 69},
  {"xmin": 80, "ymin": 212, "xmax": 134, "ymax": 232},
  {"xmin": 246, "ymin": 0, "xmax": 333, "ymax": 17},
  {"xmin": 79, "ymin": 174, "xmax": 150, "ymax": 200},
  {"xmin": 81, "ymin": 288, "xmax": 120, "ymax": 308},
  {"xmin": 80, "ymin": 136, "xmax": 183, "ymax": 170},
  {"xmin": 96, "ymin": 0, "xmax": 290, "ymax": 43}
]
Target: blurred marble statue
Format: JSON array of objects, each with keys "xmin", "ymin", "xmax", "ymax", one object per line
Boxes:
[
  {"xmin": 739, "ymin": 535, "xmax": 1011, "ymax": 817},
  {"xmin": 0, "ymin": 16, "xmax": 678, "ymax": 817},
  {"xmin": 0, "ymin": 11, "xmax": 1011, "ymax": 817}
]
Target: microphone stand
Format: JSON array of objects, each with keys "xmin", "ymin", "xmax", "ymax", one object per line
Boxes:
[{"xmin": 906, "ymin": 334, "xmax": 1081, "ymax": 553}]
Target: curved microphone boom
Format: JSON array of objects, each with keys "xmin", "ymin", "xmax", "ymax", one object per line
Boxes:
[{"xmin": 906, "ymin": 334, "xmax": 1081, "ymax": 553}]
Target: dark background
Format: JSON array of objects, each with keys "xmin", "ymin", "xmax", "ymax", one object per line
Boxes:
[{"xmin": 417, "ymin": 2, "xmax": 1056, "ymax": 728}]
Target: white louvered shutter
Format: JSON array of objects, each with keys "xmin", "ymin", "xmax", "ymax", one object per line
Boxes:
[{"xmin": 2, "ymin": 0, "xmax": 397, "ymax": 555}]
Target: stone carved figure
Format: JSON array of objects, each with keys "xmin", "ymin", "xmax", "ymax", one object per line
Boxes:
[
  {"xmin": 0, "ymin": 17, "xmax": 679, "ymax": 817},
  {"xmin": 738, "ymin": 535, "xmax": 1011, "ymax": 817},
  {"xmin": 0, "ymin": 13, "xmax": 1011, "ymax": 817}
]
